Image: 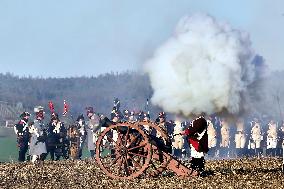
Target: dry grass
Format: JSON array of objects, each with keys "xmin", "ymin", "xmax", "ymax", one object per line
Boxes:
[{"xmin": 0, "ymin": 158, "xmax": 284, "ymax": 189}]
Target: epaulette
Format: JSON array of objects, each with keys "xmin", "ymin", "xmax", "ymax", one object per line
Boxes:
[{"xmin": 19, "ymin": 120, "xmax": 24, "ymax": 125}]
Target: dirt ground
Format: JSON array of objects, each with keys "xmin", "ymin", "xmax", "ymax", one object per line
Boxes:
[{"xmin": 0, "ymin": 157, "xmax": 284, "ymax": 189}]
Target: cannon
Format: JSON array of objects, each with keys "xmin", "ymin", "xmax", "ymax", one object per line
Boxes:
[{"xmin": 95, "ymin": 121, "xmax": 198, "ymax": 179}]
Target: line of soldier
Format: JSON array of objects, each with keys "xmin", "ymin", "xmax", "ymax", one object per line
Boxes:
[
  {"xmin": 169, "ymin": 116, "xmax": 284, "ymax": 159},
  {"xmin": 14, "ymin": 101, "xmax": 284, "ymax": 163},
  {"xmin": 206, "ymin": 117, "xmax": 284, "ymax": 158},
  {"xmin": 14, "ymin": 106, "xmax": 95, "ymax": 163},
  {"xmin": 114, "ymin": 111, "xmax": 284, "ymax": 160}
]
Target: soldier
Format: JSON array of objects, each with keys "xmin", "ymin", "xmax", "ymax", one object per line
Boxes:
[
  {"xmin": 113, "ymin": 98, "xmax": 120, "ymax": 112},
  {"xmin": 140, "ymin": 112, "xmax": 151, "ymax": 133},
  {"xmin": 154, "ymin": 112, "xmax": 167, "ymax": 138},
  {"xmin": 76, "ymin": 114, "xmax": 86, "ymax": 159},
  {"xmin": 29, "ymin": 106, "xmax": 47, "ymax": 163},
  {"xmin": 14, "ymin": 112, "xmax": 31, "ymax": 162},
  {"xmin": 207, "ymin": 117, "xmax": 217, "ymax": 157},
  {"xmin": 220, "ymin": 118, "xmax": 230, "ymax": 157},
  {"xmin": 128, "ymin": 111, "xmax": 137, "ymax": 123},
  {"xmin": 277, "ymin": 121, "xmax": 284, "ymax": 157},
  {"xmin": 54, "ymin": 115, "xmax": 68, "ymax": 160},
  {"xmin": 249, "ymin": 119, "xmax": 263, "ymax": 156},
  {"xmin": 46, "ymin": 113, "xmax": 67, "ymax": 160},
  {"xmin": 172, "ymin": 119, "xmax": 184, "ymax": 158},
  {"xmin": 137, "ymin": 111, "xmax": 144, "ymax": 122},
  {"xmin": 266, "ymin": 119, "xmax": 278, "ymax": 156},
  {"xmin": 235, "ymin": 118, "xmax": 247, "ymax": 157},
  {"xmin": 85, "ymin": 107, "xmax": 100, "ymax": 158},
  {"xmin": 182, "ymin": 116, "xmax": 208, "ymax": 175},
  {"xmin": 122, "ymin": 109, "xmax": 130, "ymax": 122}
]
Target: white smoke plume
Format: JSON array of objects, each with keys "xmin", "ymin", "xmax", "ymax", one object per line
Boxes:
[{"xmin": 144, "ymin": 14, "xmax": 257, "ymax": 116}]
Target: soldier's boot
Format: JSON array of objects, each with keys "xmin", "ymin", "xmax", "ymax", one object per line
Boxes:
[
  {"xmin": 278, "ymin": 148, "xmax": 283, "ymax": 157},
  {"xmin": 266, "ymin": 149, "xmax": 271, "ymax": 157},
  {"xmin": 174, "ymin": 149, "xmax": 182, "ymax": 158},
  {"xmin": 197, "ymin": 157, "xmax": 206, "ymax": 176},
  {"xmin": 18, "ymin": 151, "xmax": 25, "ymax": 162},
  {"xmin": 18, "ymin": 146, "xmax": 28, "ymax": 162},
  {"xmin": 220, "ymin": 147, "xmax": 227, "ymax": 158},
  {"xmin": 190, "ymin": 157, "xmax": 198, "ymax": 170},
  {"xmin": 50, "ymin": 151, "xmax": 55, "ymax": 161},
  {"xmin": 272, "ymin": 148, "xmax": 277, "ymax": 157},
  {"xmin": 90, "ymin": 150, "xmax": 95, "ymax": 158},
  {"xmin": 250, "ymin": 149, "xmax": 256, "ymax": 157},
  {"xmin": 78, "ymin": 149, "xmax": 83, "ymax": 160},
  {"xmin": 236, "ymin": 149, "xmax": 240, "ymax": 158},
  {"xmin": 40, "ymin": 153, "xmax": 47, "ymax": 161},
  {"xmin": 256, "ymin": 148, "xmax": 262, "ymax": 157},
  {"xmin": 209, "ymin": 147, "xmax": 215, "ymax": 158},
  {"xmin": 275, "ymin": 148, "xmax": 280, "ymax": 157}
]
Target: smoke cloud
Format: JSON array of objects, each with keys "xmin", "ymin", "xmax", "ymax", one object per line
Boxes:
[{"xmin": 144, "ymin": 14, "xmax": 258, "ymax": 116}]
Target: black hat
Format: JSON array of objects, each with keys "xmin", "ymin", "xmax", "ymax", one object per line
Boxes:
[
  {"xmin": 51, "ymin": 112, "xmax": 59, "ymax": 121},
  {"xmin": 20, "ymin": 111, "xmax": 30, "ymax": 118},
  {"xmin": 76, "ymin": 114, "xmax": 85, "ymax": 122},
  {"xmin": 86, "ymin": 107, "xmax": 94, "ymax": 114},
  {"xmin": 158, "ymin": 112, "xmax": 166, "ymax": 118},
  {"xmin": 51, "ymin": 112, "xmax": 58, "ymax": 118}
]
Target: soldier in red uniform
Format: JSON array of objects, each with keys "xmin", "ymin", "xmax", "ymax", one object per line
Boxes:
[{"xmin": 183, "ymin": 116, "xmax": 209, "ymax": 174}]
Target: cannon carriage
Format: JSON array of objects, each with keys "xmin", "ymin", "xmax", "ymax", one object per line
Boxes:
[{"xmin": 95, "ymin": 121, "xmax": 198, "ymax": 179}]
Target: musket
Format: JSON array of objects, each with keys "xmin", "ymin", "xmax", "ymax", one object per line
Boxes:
[
  {"xmin": 276, "ymin": 94, "xmax": 283, "ymax": 121},
  {"xmin": 146, "ymin": 98, "xmax": 150, "ymax": 115}
]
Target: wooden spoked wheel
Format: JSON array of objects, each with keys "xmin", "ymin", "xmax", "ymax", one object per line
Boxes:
[
  {"xmin": 95, "ymin": 123, "xmax": 152, "ymax": 179},
  {"xmin": 135, "ymin": 121, "xmax": 172, "ymax": 177}
]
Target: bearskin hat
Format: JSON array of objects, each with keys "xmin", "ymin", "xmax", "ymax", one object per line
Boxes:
[
  {"xmin": 130, "ymin": 111, "xmax": 135, "ymax": 116},
  {"xmin": 86, "ymin": 107, "xmax": 94, "ymax": 114},
  {"xmin": 124, "ymin": 109, "xmax": 129, "ymax": 115},
  {"xmin": 51, "ymin": 112, "xmax": 59, "ymax": 121},
  {"xmin": 138, "ymin": 111, "xmax": 144, "ymax": 116},
  {"xmin": 76, "ymin": 114, "xmax": 85, "ymax": 122},
  {"xmin": 20, "ymin": 111, "xmax": 31, "ymax": 118},
  {"xmin": 158, "ymin": 112, "xmax": 166, "ymax": 119},
  {"xmin": 143, "ymin": 113, "xmax": 150, "ymax": 120}
]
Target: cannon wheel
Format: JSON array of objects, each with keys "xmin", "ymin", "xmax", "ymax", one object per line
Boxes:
[
  {"xmin": 136, "ymin": 121, "xmax": 172, "ymax": 177},
  {"xmin": 95, "ymin": 122, "xmax": 152, "ymax": 179}
]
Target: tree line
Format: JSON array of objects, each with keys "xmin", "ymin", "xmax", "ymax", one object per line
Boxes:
[
  {"xmin": 0, "ymin": 72, "xmax": 160, "ymax": 121},
  {"xmin": 0, "ymin": 69, "xmax": 284, "ymax": 122}
]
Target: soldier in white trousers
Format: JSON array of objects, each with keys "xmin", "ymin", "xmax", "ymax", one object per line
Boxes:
[
  {"xmin": 220, "ymin": 118, "xmax": 230, "ymax": 157},
  {"xmin": 207, "ymin": 117, "xmax": 217, "ymax": 157},
  {"xmin": 266, "ymin": 120, "xmax": 278, "ymax": 156},
  {"xmin": 235, "ymin": 118, "xmax": 246, "ymax": 157},
  {"xmin": 249, "ymin": 120, "xmax": 263, "ymax": 156},
  {"xmin": 172, "ymin": 119, "xmax": 184, "ymax": 158}
]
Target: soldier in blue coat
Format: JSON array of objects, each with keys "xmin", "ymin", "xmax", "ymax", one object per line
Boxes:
[{"xmin": 14, "ymin": 112, "xmax": 31, "ymax": 162}]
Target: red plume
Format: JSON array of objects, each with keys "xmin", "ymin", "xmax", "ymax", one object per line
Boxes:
[
  {"xmin": 63, "ymin": 100, "xmax": 69, "ymax": 116},
  {"xmin": 49, "ymin": 101, "xmax": 55, "ymax": 113}
]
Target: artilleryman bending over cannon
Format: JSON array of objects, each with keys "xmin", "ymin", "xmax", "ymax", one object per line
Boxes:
[{"xmin": 181, "ymin": 116, "xmax": 209, "ymax": 174}]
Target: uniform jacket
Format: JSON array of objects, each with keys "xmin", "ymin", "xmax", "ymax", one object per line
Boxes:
[
  {"xmin": 184, "ymin": 117, "xmax": 209, "ymax": 153},
  {"xmin": 14, "ymin": 119, "xmax": 30, "ymax": 148}
]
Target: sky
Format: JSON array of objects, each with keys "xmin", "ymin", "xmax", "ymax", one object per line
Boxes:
[{"xmin": 0, "ymin": 0, "xmax": 283, "ymax": 78}]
